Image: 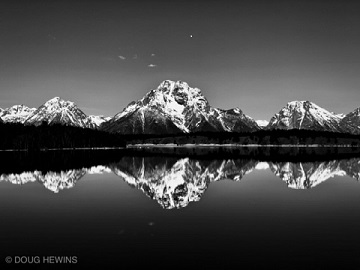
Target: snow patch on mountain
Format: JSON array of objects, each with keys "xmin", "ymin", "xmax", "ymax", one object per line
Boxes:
[
  {"xmin": 269, "ymin": 161, "xmax": 346, "ymax": 189},
  {"xmin": 88, "ymin": 115, "xmax": 111, "ymax": 127},
  {"xmin": 256, "ymin": 120, "xmax": 269, "ymax": 128}
]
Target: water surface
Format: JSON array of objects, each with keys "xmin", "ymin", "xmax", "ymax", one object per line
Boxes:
[{"xmin": 1, "ymin": 148, "xmax": 360, "ymax": 269}]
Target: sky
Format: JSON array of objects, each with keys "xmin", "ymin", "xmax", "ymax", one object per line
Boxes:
[{"xmin": 1, "ymin": 0, "xmax": 360, "ymax": 120}]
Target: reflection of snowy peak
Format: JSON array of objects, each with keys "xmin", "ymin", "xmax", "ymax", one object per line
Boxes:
[
  {"xmin": 25, "ymin": 97, "xmax": 95, "ymax": 128},
  {"xmin": 0, "ymin": 172, "xmax": 38, "ymax": 185},
  {"xmin": 2, "ymin": 158, "xmax": 360, "ymax": 199},
  {"xmin": 40, "ymin": 170, "xmax": 87, "ymax": 193},
  {"xmin": 111, "ymin": 158, "xmax": 209, "ymax": 209},
  {"xmin": 0, "ymin": 105, "xmax": 37, "ymax": 123},
  {"xmin": 0, "ymin": 169, "xmax": 87, "ymax": 193},
  {"xmin": 110, "ymin": 157, "xmax": 257, "ymax": 209},
  {"xmin": 201, "ymin": 159, "xmax": 256, "ymax": 182},
  {"xmin": 87, "ymin": 165, "xmax": 112, "ymax": 174},
  {"xmin": 269, "ymin": 161, "xmax": 346, "ymax": 189},
  {"xmin": 339, "ymin": 158, "xmax": 360, "ymax": 180},
  {"xmin": 101, "ymin": 80, "xmax": 260, "ymax": 134},
  {"xmin": 267, "ymin": 101, "xmax": 344, "ymax": 132}
]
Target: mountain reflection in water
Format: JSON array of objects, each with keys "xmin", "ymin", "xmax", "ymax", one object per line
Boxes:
[{"xmin": 1, "ymin": 152, "xmax": 360, "ymax": 209}]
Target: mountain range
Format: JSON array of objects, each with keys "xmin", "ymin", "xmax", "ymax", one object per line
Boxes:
[
  {"xmin": 1, "ymin": 80, "xmax": 360, "ymax": 135},
  {"xmin": 0, "ymin": 97, "xmax": 109, "ymax": 129}
]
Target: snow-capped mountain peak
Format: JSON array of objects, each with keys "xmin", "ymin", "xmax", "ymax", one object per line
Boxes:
[
  {"xmin": 267, "ymin": 100, "xmax": 344, "ymax": 132},
  {"xmin": 139, "ymin": 80, "xmax": 210, "ymax": 131},
  {"xmin": 102, "ymin": 80, "xmax": 260, "ymax": 134},
  {"xmin": 25, "ymin": 97, "xmax": 93, "ymax": 128},
  {"xmin": 44, "ymin": 96, "xmax": 74, "ymax": 107}
]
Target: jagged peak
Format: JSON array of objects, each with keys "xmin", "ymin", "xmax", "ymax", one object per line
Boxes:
[
  {"xmin": 286, "ymin": 100, "xmax": 318, "ymax": 108},
  {"xmin": 156, "ymin": 80, "xmax": 202, "ymax": 96},
  {"xmin": 43, "ymin": 97, "xmax": 76, "ymax": 108},
  {"xmin": 140, "ymin": 80, "xmax": 208, "ymax": 110},
  {"xmin": 158, "ymin": 79, "xmax": 176, "ymax": 90},
  {"xmin": 287, "ymin": 100, "xmax": 310, "ymax": 105},
  {"xmin": 158, "ymin": 80, "xmax": 189, "ymax": 90},
  {"xmin": 47, "ymin": 96, "xmax": 62, "ymax": 102}
]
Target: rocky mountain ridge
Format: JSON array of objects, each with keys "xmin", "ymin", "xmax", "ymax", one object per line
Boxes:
[{"xmin": 1, "ymin": 81, "xmax": 360, "ymax": 134}]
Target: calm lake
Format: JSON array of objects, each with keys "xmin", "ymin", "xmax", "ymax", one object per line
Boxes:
[{"xmin": 1, "ymin": 147, "xmax": 360, "ymax": 269}]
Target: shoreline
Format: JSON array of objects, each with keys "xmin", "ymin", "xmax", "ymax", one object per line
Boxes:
[
  {"xmin": 127, "ymin": 143, "xmax": 357, "ymax": 148},
  {"xmin": 0, "ymin": 147, "xmax": 125, "ymax": 152},
  {"xmin": 0, "ymin": 144, "xmax": 359, "ymax": 152}
]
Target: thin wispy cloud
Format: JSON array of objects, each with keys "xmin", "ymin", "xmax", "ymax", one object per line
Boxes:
[
  {"xmin": 148, "ymin": 64, "xmax": 157, "ymax": 68},
  {"xmin": 118, "ymin": 55, "xmax": 126, "ymax": 60}
]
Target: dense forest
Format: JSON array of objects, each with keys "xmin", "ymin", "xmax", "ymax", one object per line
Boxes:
[
  {"xmin": 123, "ymin": 129, "xmax": 360, "ymax": 146},
  {"xmin": 1, "ymin": 122, "xmax": 360, "ymax": 150},
  {"xmin": 0, "ymin": 122, "xmax": 126, "ymax": 150}
]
